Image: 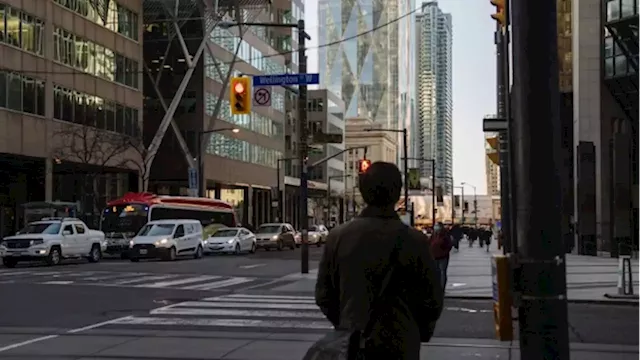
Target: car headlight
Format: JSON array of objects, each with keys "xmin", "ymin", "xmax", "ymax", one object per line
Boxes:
[
  {"xmin": 227, "ymin": 238, "xmax": 235, "ymax": 244},
  {"xmin": 30, "ymin": 239, "xmax": 44, "ymax": 246},
  {"xmin": 154, "ymin": 238, "xmax": 169, "ymax": 246},
  {"xmin": 203, "ymin": 239, "xmax": 208, "ymax": 244},
  {"xmin": 271, "ymin": 235, "xmax": 278, "ymax": 240},
  {"xmin": 129, "ymin": 240, "xmax": 134, "ymax": 248}
]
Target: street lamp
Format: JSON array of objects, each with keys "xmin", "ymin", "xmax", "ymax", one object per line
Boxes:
[
  {"xmin": 461, "ymin": 182, "xmax": 478, "ymax": 225},
  {"xmin": 197, "ymin": 127, "xmax": 240, "ymax": 197},
  {"xmin": 326, "ymin": 174, "xmax": 352, "ymax": 225},
  {"xmin": 364, "ymin": 128, "xmax": 409, "ymax": 210},
  {"xmin": 275, "ymin": 157, "xmax": 296, "ymax": 222}
]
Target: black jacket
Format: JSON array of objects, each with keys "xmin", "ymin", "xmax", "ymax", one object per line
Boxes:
[{"xmin": 315, "ymin": 206, "xmax": 444, "ymax": 360}]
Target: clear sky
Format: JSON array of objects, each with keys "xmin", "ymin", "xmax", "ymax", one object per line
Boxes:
[{"xmin": 305, "ymin": 0, "xmax": 497, "ymax": 195}]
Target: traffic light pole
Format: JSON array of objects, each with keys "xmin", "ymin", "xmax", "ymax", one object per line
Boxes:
[
  {"xmin": 298, "ymin": 19, "xmax": 311, "ymax": 274},
  {"xmin": 496, "ymin": 22, "xmax": 512, "ymax": 254},
  {"xmin": 511, "ymin": 0, "xmax": 570, "ymax": 358}
]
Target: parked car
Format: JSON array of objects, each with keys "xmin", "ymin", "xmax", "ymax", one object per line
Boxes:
[
  {"xmin": 204, "ymin": 227, "xmax": 256, "ymax": 255},
  {"xmin": 128, "ymin": 219, "xmax": 204, "ymax": 261},
  {"xmin": 254, "ymin": 223, "xmax": 296, "ymax": 251},
  {"xmin": 0, "ymin": 217, "xmax": 106, "ymax": 268},
  {"xmin": 308, "ymin": 225, "xmax": 329, "ymax": 246}
]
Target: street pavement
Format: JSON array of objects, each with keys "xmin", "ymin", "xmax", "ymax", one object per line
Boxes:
[{"xmin": 0, "ymin": 243, "xmax": 638, "ymax": 359}]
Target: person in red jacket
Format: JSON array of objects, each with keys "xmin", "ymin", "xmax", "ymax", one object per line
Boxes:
[{"xmin": 429, "ymin": 222, "xmax": 453, "ymax": 291}]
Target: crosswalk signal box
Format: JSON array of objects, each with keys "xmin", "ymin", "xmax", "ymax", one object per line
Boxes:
[{"xmin": 230, "ymin": 77, "xmax": 251, "ymax": 115}]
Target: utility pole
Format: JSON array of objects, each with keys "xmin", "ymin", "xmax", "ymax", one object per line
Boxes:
[
  {"xmin": 496, "ymin": 21, "xmax": 512, "ymax": 254},
  {"xmin": 298, "ymin": 19, "xmax": 311, "ymax": 274},
  {"xmin": 511, "ymin": 0, "xmax": 570, "ymax": 358},
  {"xmin": 403, "ymin": 128, "xmax": 409, "ymax": 210}
]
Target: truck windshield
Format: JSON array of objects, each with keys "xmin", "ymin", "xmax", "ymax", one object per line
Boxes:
[
  {"xmin": 101, "ymin": 204, "xmax": 148, "ymax": 234},
  {"xmin": 17, "ymin": 223, "xmax": 61, "ymax": 235}
]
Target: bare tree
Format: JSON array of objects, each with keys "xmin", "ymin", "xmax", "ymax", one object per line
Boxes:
[
  {"xmin": 125, "ymin": 135, "xmax": 152, "ymax": 193},
  {"xmin": 51, "ymin": 122, "xmax": 133, "ymax": 225}
]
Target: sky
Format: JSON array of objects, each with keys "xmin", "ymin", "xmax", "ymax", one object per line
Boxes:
[{"xmin": 304, "ymin": 0, "xmax": 498, "ymax": 195}]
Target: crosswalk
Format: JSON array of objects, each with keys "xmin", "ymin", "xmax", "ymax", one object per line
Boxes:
[
  {"xmin": 0, "ymin": 269, "xmax": 269, "ymax": 292},
  {"xmin": 109, "ymin": 294, "xmax": 333, "ymax": 332}
]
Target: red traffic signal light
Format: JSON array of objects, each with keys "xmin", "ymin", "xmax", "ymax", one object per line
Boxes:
[{"xmin": 358, "ymin": 159, "xmax": 372, "ymax": 173}]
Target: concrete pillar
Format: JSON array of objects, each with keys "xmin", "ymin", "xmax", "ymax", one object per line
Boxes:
[
  {"xmin": 45, "ymin": 158, "xmax": 53, "ymax": 201},
  {"xmin": 246, "ymin": 186, "xmax": 253, "ymax": 226},
  {"xmin": 612, "ymin": 118, "xmax": 633, "ymax": 256}
]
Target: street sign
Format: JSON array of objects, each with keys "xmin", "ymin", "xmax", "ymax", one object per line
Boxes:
[
  {"xmin": 252, "ymin": 73, "xmax": 320, "ymax": 87},
  {"xmin": 188, "ymin": 167, "xmax": 198, "ymax": 196},
  {"xmin": 253, "ymin": 87, "xmax": 271, "ymax": 107},
  {"xmin": 483, "ymin": 117, "xmax": 508, "ymax": 132},
  {"xmin": 312, "ymin": 132, "xmax": 343, "ymax": 144}
]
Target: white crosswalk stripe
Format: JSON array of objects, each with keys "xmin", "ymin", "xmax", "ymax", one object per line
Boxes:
[
  {"xmin": 111, "ymin": 294, "xmax": 333, "ymax": 331},
  {"xmin": 0, "ymin": 270, "xmax": 264, "ymax": 292}
]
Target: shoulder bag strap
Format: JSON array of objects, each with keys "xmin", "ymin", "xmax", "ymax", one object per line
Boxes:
[{"xmin": 362, "ymin": 223, "xmax": 408, "ymax": 338}]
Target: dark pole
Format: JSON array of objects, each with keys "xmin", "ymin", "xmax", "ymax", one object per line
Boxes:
[
  {"xmin": 504, "ymin": 0, "xmax": 516, "ymax": 253},
  {"xmin": 276, "ymin": 160, "xmax": 281, "ymax": 222},
  {"xmin": 403, "ymin": 129, "xmax": 409, "ymax": 210},
  {"xmin": 461, "ymin": 187, "xmax": 465, "ymax": 224},
  {"xmin": 511, "ymin": 0, "xmax": 570, "ymax": 357},
  {"xmin": 326, "ymin": 179, "xmax": 331, "ymax": 225},
  {"xmin": 496, "ymin": 21, "xmax": 511, "ymax": 254},
  {"xmin": 431, "ymin": 160, "xmax": 436, "ymax": 225},
  {"xmin": 450, "ymin": 182, "xmax": 455, "ymax": 224},
  {"xmin": 297, "ymin": 19, "xmax": 310, "ymax": 274},
  {"xmin": 197, "ymin": 131, "xmax": 204, "ymax": 197}
]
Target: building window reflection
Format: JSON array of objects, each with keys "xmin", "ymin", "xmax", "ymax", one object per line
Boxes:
[
  {"xmin": 53, "ymin": 0, "xmax": 139, "ymax": 41},
  {"xmin": 0, "ymin": 4, "xmax": 44, "ymax": 56},
  {"xmin": 205, "ymin": 133, "xmax": 282, "ymax": 169},
  {"xmin": 53, "ymin": 84, "xmax": 139, "ymax": 136},
  {"xmin": 0, "ymin": 70, "xmax": 44, "ymax": 116},
  {"xmin": 204, "ymin": 92, "xmax": 283, "ymax": 137},
  {"xmin": 53, "ymin": 26, "xmax": 138, "ymax": 88}
]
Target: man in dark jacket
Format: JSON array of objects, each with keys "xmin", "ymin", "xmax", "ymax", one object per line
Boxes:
[
  {"xmin": 429, "ymin": 221, "xmax": 453, "ymax": 290},
  {"xmin": 315, "ymin": 162, "xmax": 444, "ymax": 360}
]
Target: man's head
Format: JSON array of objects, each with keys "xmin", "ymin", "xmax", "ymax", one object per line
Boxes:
[{"xmin": 358, "ymin": 161, "xmax": 402, "ymax": 207}]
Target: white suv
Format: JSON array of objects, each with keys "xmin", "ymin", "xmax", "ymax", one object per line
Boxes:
[{"xmin": 0, "ymin": 218, "xmax": 106, "ymax": 267}]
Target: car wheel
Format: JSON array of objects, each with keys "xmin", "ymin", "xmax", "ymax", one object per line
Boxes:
[
  {"xmin": 194, "ymin": 245, "xmax": 203, "ymax": 259},
  {"xmin": 46, "ymin": 247, "xmax": 61, "ymax": 266},
  {"xmin": 277, "ymin": 240, "xmax": 284, "ymax": 251},
  {"xmin": 2, "ymin": 258, "xmax": 17, "ymax": 268},
  {"xmin": 234, "ymin": 243, "xmax": 242, "ymax": 255},
  {"xmin": 164, "ymin": 247, "xmax": 177, "ymax": 261},
  {"xmin": 316, "ymin": 241, "xmax": 322, "ymax": 247},
  {"xmin": 88, "ymin": 245, "xmax": 102, "ymax": 263},
  {"xmin": 130, "ymin": 257, "xmax": 140, "ymax": 262},
  {"xmin": 250, "ymin": 243, "xmax": 256, "ymax": 254}
]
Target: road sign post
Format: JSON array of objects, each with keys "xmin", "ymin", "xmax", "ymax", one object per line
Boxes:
[
  {"xmin": 253, "ymin": 87, "xmax": 272, "ymax": 107},
  {"xmin": 188, "ymin": 167, "xmax": 198, "ymax": 197}
]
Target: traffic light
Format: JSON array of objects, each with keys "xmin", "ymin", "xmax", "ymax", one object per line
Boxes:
[
  {"xmin": 358, "ymin": 159, "xmax": 372, "ymax": 173},
  {"xmin": 490, "ymin": 0, "xmax": 506, "ymax": 28},
  {"xmin": 230, "ymin": 77, "xmax": 251, "ymax": 115}
]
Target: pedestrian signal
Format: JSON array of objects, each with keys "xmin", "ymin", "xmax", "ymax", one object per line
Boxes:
[
  {"xmin": 490, "ymin": 0, "xmax": 506, "ymax": 27},
  {"xmin": 358, "ymin": 159, "xmax": 371, "ymax": 173},
  {"xmin": 230, "ymin": 77, "xmax": 251, "ymax": 115}
]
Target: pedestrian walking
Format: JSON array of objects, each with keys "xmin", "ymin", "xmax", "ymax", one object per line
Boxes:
[
  {"xmin": 305, "ymin": 161, "xmax": 444, "ymax": 360},
  {"xmin": 429, "ymin": 221, "xmax": 453, "ymax": 291}
]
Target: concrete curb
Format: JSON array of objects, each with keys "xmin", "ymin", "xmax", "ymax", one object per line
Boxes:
[{"xmin": 445, "ymin": 295, "xmax": 639, "ymax": 306}]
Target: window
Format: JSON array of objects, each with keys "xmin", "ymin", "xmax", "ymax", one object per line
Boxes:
[
  {"xmin": 74, "ymin": 224, "xmax": 86, "ymax": 234},
  {"xmin": 149, "ymin": 207, "xmax": 236, "ymax": 227},
  {"xmin": 54, "ymin": 0, "xmax": 139, "ymax": 41},
  {"xmin": 0, "ymin": 71, "xmax": 5, "ymax": 108},
  {"xmin": 21, "ymin": 76, "xmax": 35, "ymax": 114},
  {"xmin": 52, "ymin": 84, "xmax": 140, "ymax": 135},
  {"xmin": 62, "ymin": 224, "xmax": 75, "ymax": 235},
  {"xmin": 6, "ymin": 72, "xmax": 21, "ymax": 111},
  {"xmin": 0, "ymin": 5, "xmax": 5, "ymax": 43},
  {"xmin": 5, "ymin": 7, "xmax": 20, "ymax": 47}
]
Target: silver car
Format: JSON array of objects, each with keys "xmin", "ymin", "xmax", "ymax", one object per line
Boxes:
[
  {"xmin": 308, "ymin": 225, "xmax": 329, "ymax": 246},
  {"xmin": 204, "ymin": 227, "xmax": 256, "ymax": 255}
]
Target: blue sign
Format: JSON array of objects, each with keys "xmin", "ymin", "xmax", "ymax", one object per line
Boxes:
[
  {"xmin": 188, "ymin": 167, "xmax": 198, "ymax": 190},
  {"xmin": 252, "ymin": 73, "xmax": 320, "ymax": 87}
]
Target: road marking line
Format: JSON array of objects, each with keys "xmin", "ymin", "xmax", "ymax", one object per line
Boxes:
[
  {"xmin": 113, "ymin": 316, "xmax": 333, "ymax": 329},
  {"xmin": 112, "ymin": 274, "xmax": 178, "ymax": 285},
  {"xmin": 239, "ymin": 264, "xmax": 266, "ymax": 269},
  {"xmin": 219, "ymin": 294, "xmax": 315, "ymax": 301},
  {"xmin": 175, "ymin": 301, "xmax": 319, "ymax": 310},
  {"xmin": 137, "ymin": 275, "xmax": 221, "ymax": 288},
  {"xmin": 82, "ymin": 272, "xmax": 148, "ymax": 281},
  {"xmin": 0, "ymin": 315, "xmax": 133, "ymax": 353},
  {"xmin": 151, "ymin": 307, "xmax": 326, "ymax": 319},
  {"xmin": 211, "ymin": 297, "xmax": 316, "ymax": 304},
  {"xmin": 182, "ymin": 277, "xmax": 254, "ymax": 290},
  {"xmin": 0, "ymin": 271, "xmax": 33, "ymax": 276},
  {"xmin": 41, "ymin": 281, "xmax": 74, "ymax": 285}
]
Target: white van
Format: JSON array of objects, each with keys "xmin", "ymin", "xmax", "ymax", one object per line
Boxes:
[{"xmin": 128, "ymin": 219, "xmax": 203, "ymax": 261}]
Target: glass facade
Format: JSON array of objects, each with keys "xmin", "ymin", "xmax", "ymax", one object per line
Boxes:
[
  {"xmin": 53, "ymin": 84, "xmax": 140, "ymax": 136},
  {"xmin": 604, "ymin": 0, "xmax": 638, "ymax": 79},
  {"xmin": 557, "ymin": 0, "xmax": 572, "ymax": 92},
  {"xmin": 399, "ymin": 0, "xmax": 418, "ymax": 165},
  {"xmin": 53, "ymin": 27, "xmax": 139, "ymax": 88},
  {"xmin": 0, "ymin": 70, "xmax": 45, "ymax": 116},
  {"xmin": 0, "ymin": 4, "xmax": 45, "ymax": 56},
  {"xmin": 205, "ymin": 133, "xmax": 282, "ymax": 169},
  {"xmin": 204, "ymin": 92, "xmax": 283, "ymax": 138},
  {"xmin": 318, "ymin": 0, "xmax": 400, "ymax": 126},
  {"xmin": 53, "ymin": 0, "xmax": 139, "ymax": 41},
  {"xmin": 416, "ymin": 2, "xmax": 453, "ymax": 192}
]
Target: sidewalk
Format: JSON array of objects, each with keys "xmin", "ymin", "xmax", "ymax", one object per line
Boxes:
[
  {"xmin": 0, "ymin": 328, "xmax": 637, "ymax": 360},
  {"xmin": 273, "ymin": 245, "xmax": 640, "ymax": 304}
]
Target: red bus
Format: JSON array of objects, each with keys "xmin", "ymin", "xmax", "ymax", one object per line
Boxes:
[{"xmin": 100, "ymin": 192, "xmax": 238, "ymax": 256}]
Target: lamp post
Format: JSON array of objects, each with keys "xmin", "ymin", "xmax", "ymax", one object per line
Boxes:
[
  {"xmin": 364, "ymin": 128, "xmax": 409, "ymax": 210},
  {"xmin": 326, "ymin": 174, "xmax": 352, "ymax": 225},
  {"xmin": 197, "ymin": 127, "xmax": 240, "ymax": 197},
  {"xmin": 461, "ymin": 182, "xmax": 477, "ymax": 226}
]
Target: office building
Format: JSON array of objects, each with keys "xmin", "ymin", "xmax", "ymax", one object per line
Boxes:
[
  {"xmin": 317, "ymin": 0, "xmax": 400, "ymax": 129},
  {"xmin": 0, "ymin": 0, "xmax": 144, "ymax": 236},
  {"xmin": 416, "ymin": 1, "xmax": 453, "ymax": 194},
  {"xmin": 142, "ymin": 0, "xmax": 299, "ymax": 226},
  {"xmin": 485, "ymin": 132, "xmax": 500, "ymax": 196},
  {"xmin": 572, "ymin": 0, "xmax": 638, "ymax": 254}
]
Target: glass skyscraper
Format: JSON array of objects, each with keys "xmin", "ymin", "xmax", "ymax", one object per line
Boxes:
[{"xmin": 416, "ymin": 1, "xmax": 452, "ymax": 193}]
